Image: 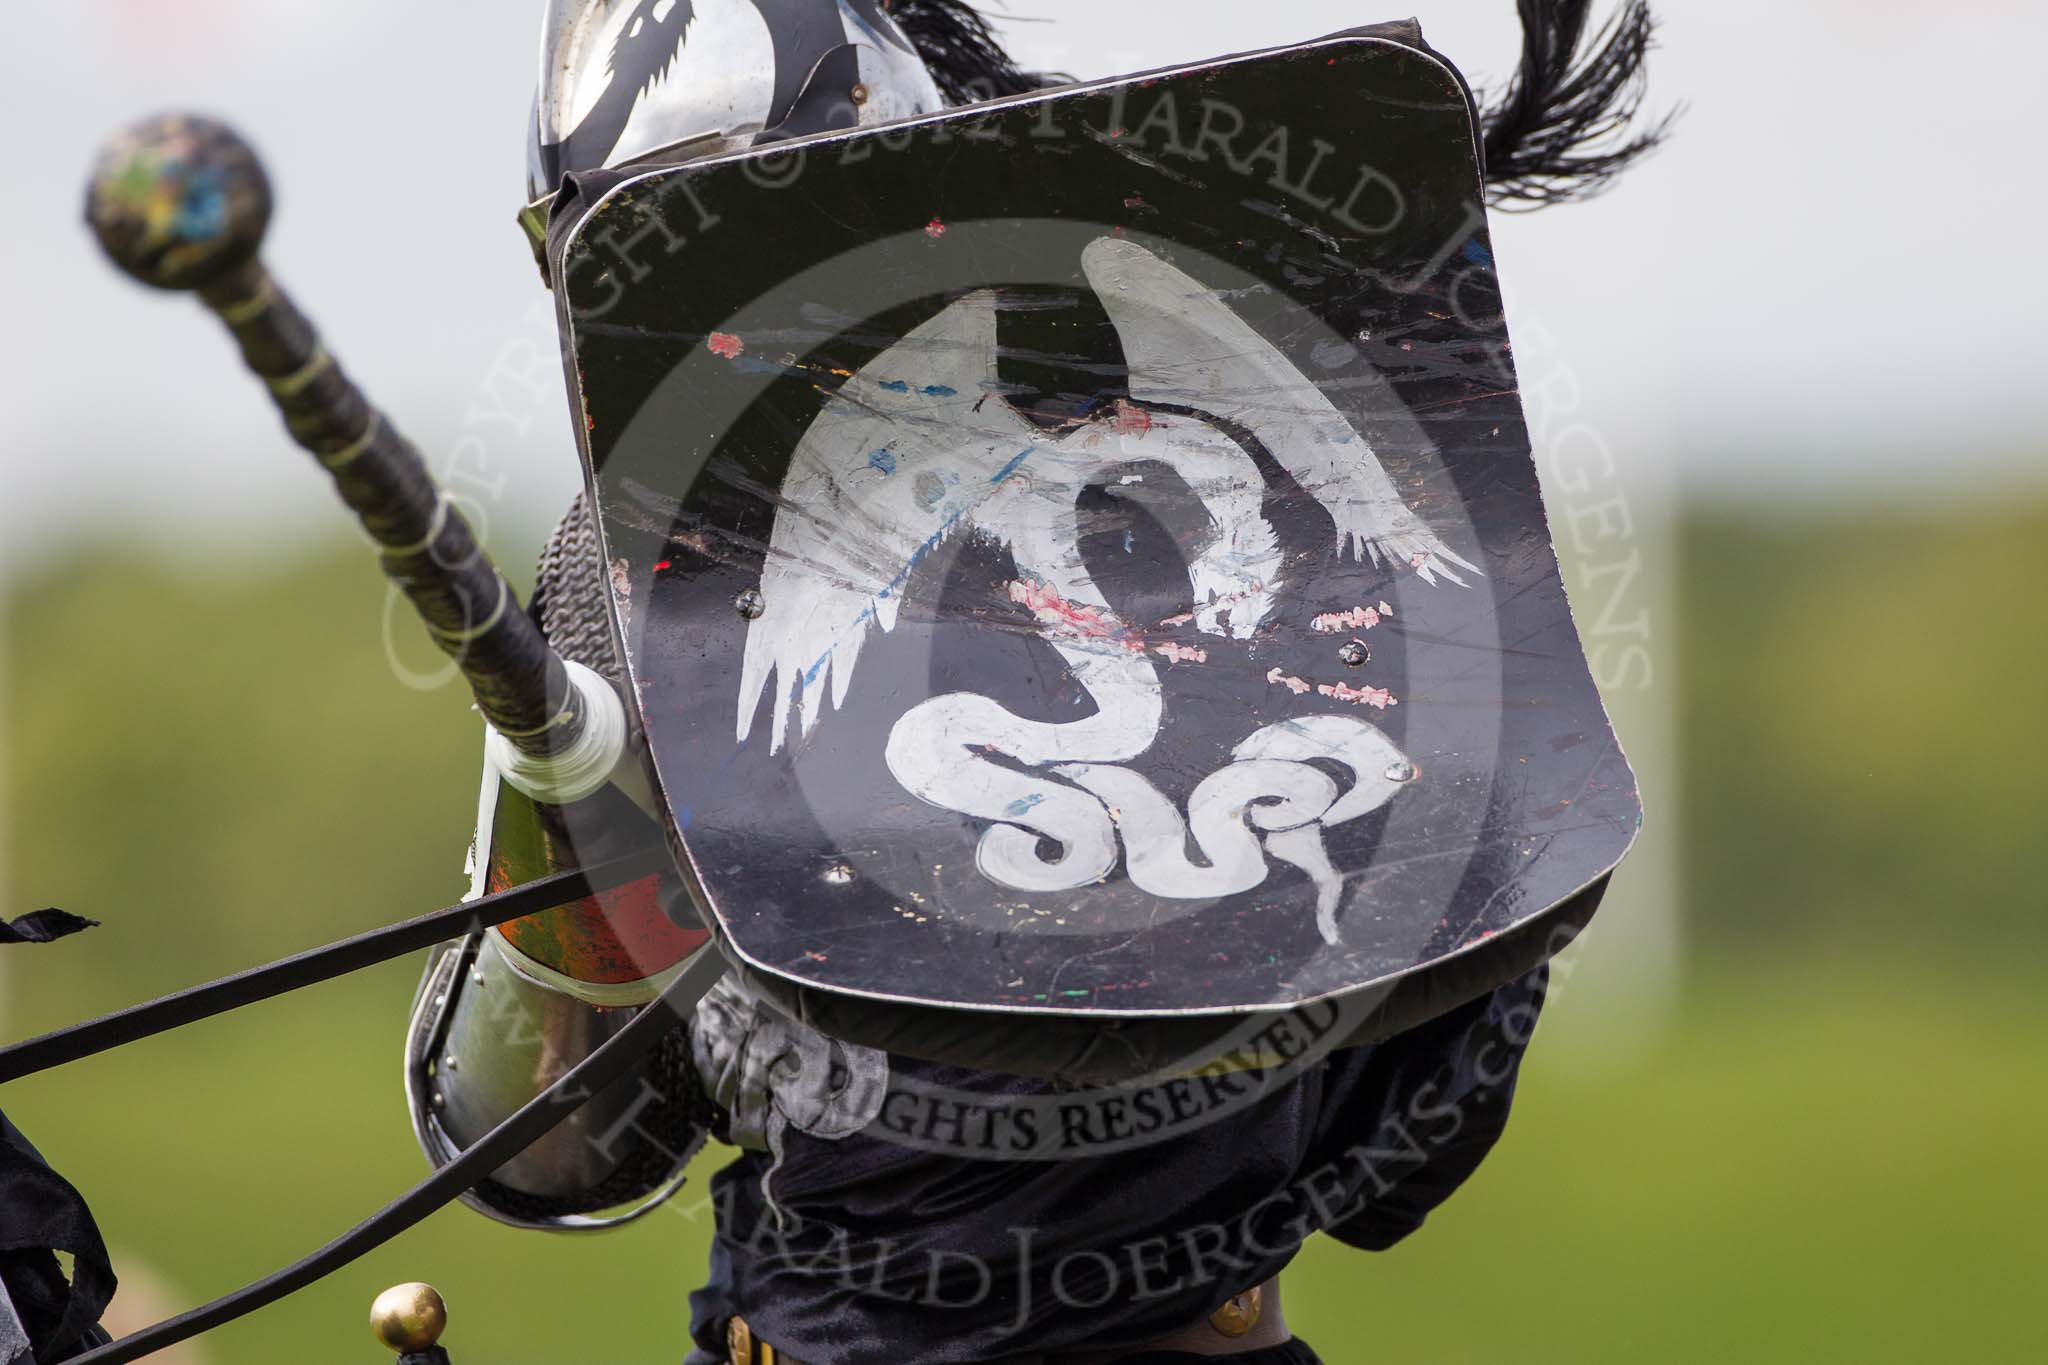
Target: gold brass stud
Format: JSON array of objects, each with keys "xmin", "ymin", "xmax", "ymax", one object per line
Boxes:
[
  {"xmin": 370, "ymin": 1282, "xmax": 448, "ymax": 1354},
  {"xmin": 1209, "ymin": 1284, "xmax": 1263, "ymax": 1338}
]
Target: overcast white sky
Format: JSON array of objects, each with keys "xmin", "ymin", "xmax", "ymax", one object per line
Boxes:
[{"xmin": 2, "ymin": 0, "xmax": 2044, "ymax": 575}]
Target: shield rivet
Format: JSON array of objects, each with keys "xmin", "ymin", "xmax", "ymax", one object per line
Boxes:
[
  {"xmin": 1338, "ymin": 640, "xmax": 1370, "ymax": 668},
  {"xmin": 1385, "ymin": 759, "xmax": 1418, "ymax": 784},
  {"xmin": 850, "ymin": 82, "xmax": 871, "ymax": 106},
  {"xmin": 823, "ymin": 863, "xmax": 855, "ymax": 886},
  {"xmin": 735, "ymin": 588, "xmax": 767, "ymax": 620}
]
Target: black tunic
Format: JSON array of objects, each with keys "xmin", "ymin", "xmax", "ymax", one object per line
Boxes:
[{"xmin": 687, "ymin": 966, "xmax": 1549, "ymax": 1363}]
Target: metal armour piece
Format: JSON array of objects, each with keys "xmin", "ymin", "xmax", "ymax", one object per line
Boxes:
[
  {"xmin": 405, "ymin": 932, "xmax": 708, "ymax": 1230},
  {"xmin": 527, "ymin": 0, "xmax": 944, "ymax": 200}
]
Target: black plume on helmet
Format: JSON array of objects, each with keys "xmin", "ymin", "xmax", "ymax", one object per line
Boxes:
[
  {"xmin": 1481, "ymin": 0, "xmax": 1678, "ymax": 207},
  {"xmin": 886, "ymin": 0, "xmax": 1674, "ymax": 205},
  {"xmin": 885, "ymin": 0, "xmax": 1062, "ymax": 103}
]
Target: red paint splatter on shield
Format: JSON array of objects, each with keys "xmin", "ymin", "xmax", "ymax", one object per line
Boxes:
[
  {"xmin": 925, "ymin": 219, "xmax": 948, "ymax": 239},
  {"xmin": 1111, "ymin": 399, "xmax": 1154, "ymax": 436},
  {"xmin": 1154, "ymin": 642, "xmax": 1208, "ymax": 665},
  {"xmin": 1311, "ymin": 606, "xmax": 1381, "ymax": 634},
  {"xmin": 1266, "ymin": 668, "xmax": 1313, "ymax": 696},
  {"xmin": 708, "ymin": 332, "xmax": 744, "ymax": 360},
  {"xmin": 1317, "ymin": 681, "xmax": 1399, "ymax": 710},
  {"xmin": 1009, "ymin": 578, "xmax": 1143, "ymax": 650}
]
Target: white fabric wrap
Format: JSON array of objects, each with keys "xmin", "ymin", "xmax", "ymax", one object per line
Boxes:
[
  {"xmin": 690, "ymin": 974, "xmax": 890, "ymax": 1223},
  {"xmin": 484, "ymin": 659, "xmax": 629, "ymax": 806}
]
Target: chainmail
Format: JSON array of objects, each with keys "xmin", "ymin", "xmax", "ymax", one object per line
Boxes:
[{"xmin": 531, "ymin": 492, "xmax": 625, "ymax": 684}]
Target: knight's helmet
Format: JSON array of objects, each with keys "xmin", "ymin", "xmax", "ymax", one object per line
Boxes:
[{"xmin": 526, "ymin": 0, "xmax": 951, "ymax": 204}]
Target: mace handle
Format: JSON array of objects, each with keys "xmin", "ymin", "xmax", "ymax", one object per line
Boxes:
[{"xmin": 85, "ymin": 113, "xmax": 594, "ymax": 766}]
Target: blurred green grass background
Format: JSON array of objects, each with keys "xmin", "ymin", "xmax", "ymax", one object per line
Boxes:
[{"xmin": 2, "ymin": 501, "xmax": 2044, "ymax": 1363}]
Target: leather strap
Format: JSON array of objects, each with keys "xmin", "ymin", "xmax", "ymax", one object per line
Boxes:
[{"xmin": 726, "ymin": 1277, "xmax": 1288, "ymax": 1364}]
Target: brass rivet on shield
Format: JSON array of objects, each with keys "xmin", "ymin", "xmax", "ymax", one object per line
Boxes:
[
  {"xmin": 1385, "ymin": 759, "xmax": 1418, "ymax": 784},
  {"xmin": 736, "ymin": 588, "xmax": 767, "ymax": 620},
  {"xmin": 850, "ymin": 82, "xmax": 871, "ymax": 106},
  {"xmin": 1209, "ymin": 1284, "xmax": 1262, "ymax": 1338}
]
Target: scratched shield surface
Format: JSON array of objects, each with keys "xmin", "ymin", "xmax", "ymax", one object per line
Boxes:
[{"xmin": 553, "ymin": 32, "xmax": 1640, "ymax": 1018}]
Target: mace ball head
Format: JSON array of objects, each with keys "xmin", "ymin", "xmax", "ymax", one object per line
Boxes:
[
  {"xmin": 369, "ymin": 1282, "xmax": 447, "ymax": 1353},
  {"xmin": 86, "ymin": 113, "xmax": 272, "ymax": 291}
]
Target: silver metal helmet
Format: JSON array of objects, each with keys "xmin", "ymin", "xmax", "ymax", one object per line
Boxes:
[{"xmin": 527, "ymin": 0, "xmax": 946, "ymax": 201}]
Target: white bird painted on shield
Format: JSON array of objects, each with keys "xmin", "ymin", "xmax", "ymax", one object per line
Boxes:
[{"xmin": 735, "ymin": 236, "xmax": 1477, "ymax": 934}]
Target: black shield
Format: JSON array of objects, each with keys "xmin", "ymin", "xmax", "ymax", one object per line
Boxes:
[{"xmin": 549, "ymin": 29, "xmax": 1641, "ymax": 1050}]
